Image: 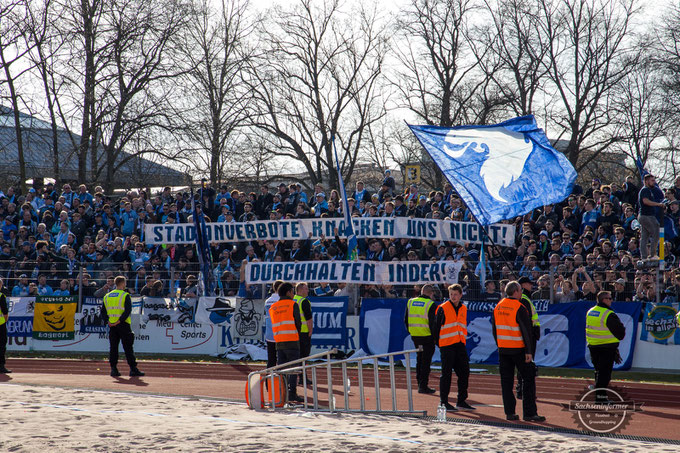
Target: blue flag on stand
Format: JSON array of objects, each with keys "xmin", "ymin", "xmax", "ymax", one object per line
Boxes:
[
  {"xmin": 332, "ymin": 137, "xmax": 358, "ymax": 260},
  {"xmin": 191, "ymin": 189, "xmax": 214, "ymax": 296},
  {"xmin": 409, "ymin": 115, "xmax": 577, "ymax": 225}
]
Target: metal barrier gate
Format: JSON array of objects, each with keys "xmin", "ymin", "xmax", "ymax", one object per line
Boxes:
[{"xmin": 247, "ymin": 347, "xmax": 425, "ymax": 416}]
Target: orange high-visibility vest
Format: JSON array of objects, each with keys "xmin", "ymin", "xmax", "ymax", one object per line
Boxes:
[
  {"xmin": 269, "ymin": 298, "xmax": 299, "ymax": 343},
  {"xmin": 493, "ymin": 298, "xmax": 526, "ymax": 349},
  {"xmin": 436, "ymin": 301, "xmax": 467, "ymax": 347}
]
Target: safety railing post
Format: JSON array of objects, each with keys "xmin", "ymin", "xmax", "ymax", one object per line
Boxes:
[
  {"xmin": 326, "ymin": 352, "xmax": 334, "ymax": 412},
  {"xmin": 312, "ymin": 366, "xmax": 319, "ymax": 410},
  {"xmin": 342, "ymin": 362, "xmax": 349, "ymax": 411},
  {"xmin": 373, "ymin": 357, "xmax": 381, "ymax": 412},
  {"xmin": 405, "ymin": 352, "xmax": 413, "ymax": 412},
  {"xmin": 358, "ymin": 360, "xmax": 365, "ymax": 412},
  {"xmin": 389, "ymin": 355, "xmax": 397, "ymax": 411}
]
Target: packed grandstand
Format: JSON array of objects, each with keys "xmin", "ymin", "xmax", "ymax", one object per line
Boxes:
[{"xmin": 1, "ymin": 175, "xmax": 679, "ymax": 309}]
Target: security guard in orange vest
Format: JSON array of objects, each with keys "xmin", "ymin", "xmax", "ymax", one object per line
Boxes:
[
  {"xmin": 0, "ymin": 278, "xmax": 10, "ymax": 374},
  {"xmin": 492, "ymin": 281, "xmax": 545, "ymax": 422},
  {"xmin": 434, "ymin": 284, "xmax": 474, "ymax": 411},
  {"xmin": 404, "ymin": 284, "xmax": 437, "ymax": 394},
  {"xmin": 586, "ymin": 291, "xmax": 625, "ymax": 402},
  {"xmin": 269, "ymin": 282, "xmax": 303, "ymax": 402},
  {"xmin": 102, "ymin": 276, "xmax": 144, "ymax": 377}
]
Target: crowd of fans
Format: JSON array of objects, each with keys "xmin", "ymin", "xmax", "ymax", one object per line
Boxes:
[{"xmin": 0, "ymin": 170, "xmax": 679, "ymax": 308}]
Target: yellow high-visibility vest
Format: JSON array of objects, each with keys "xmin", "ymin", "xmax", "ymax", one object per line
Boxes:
[
  {"xmin": 586, "ymin": 305, "xmax": 618, "ymax": 346},
  {"xmin": 103, "ymin": 290, "xmax": 131, "ymax": 325},
  {"xmin": 294, "ymin": 295, "xmax": 309, "ymax": 334},
  {"xmin": 407, "ymin": 297, "xmax": 434, "ymax": 337}
]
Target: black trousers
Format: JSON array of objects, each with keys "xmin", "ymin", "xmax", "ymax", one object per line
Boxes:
[
  {"xmin": 266, "ymin": 341, "xmax": 277, "ymax": 369},
  {"xmin": 277, "ymin": 348, "xmax": 300, "ymax": 398},
  {"xmin": 516, "ymin": 339, "xmax": 537, "ymax": 392},
  {"xmin": 440, "ymin": 343, "xmax": 469, "ymax": 404},
  {"xmin": 109, "ymin": 322, "xmax": 137, "ymax": 369},
  {"xmin": 0, "ymin": 323, "xmax": 6, "ymax": 366},
  {"xmin": 499, "ymin": 352, "xmax": 538, "ymax": 417},
  {"xmin": 300, "ymin": 333, "xmax": 311, "ymax": 359},
  {"xmin": 589, "ymin": 346, "xmax": 616, "ymax": 401},
  {"xmin": 412, "ymin": 336, "xmax": 435, "ymax": 389}
]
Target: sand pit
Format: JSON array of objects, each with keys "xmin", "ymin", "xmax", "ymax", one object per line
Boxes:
[{"xmin": 0, "ymin": 383, "xmax": 675, "ymax": 452}]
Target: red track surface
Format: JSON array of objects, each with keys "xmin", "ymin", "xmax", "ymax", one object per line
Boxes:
[{"xmin": 3, "ymin": 358, "xmax": 679, "ymax": 441}]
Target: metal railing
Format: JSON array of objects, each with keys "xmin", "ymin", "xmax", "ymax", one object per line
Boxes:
[{"xmin": 248, "ymin": 346, "xmax": 425, "ymax": 416}]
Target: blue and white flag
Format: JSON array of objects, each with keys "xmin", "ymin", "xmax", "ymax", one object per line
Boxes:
[
  {"xmin": 409, "ymin": 115, "xmax": 577, "ymax": 225},
  {"xmin": 332, "ymin": 137, "xmax": 358, "ymax": 260}
]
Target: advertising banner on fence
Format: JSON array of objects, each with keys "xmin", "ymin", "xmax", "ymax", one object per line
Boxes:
[
  {"xmin": 145, "ymin": 218, "xmax": 515, "ymax": 247},
  {"xmin": 359, "ymin": 299, "xmax": 641, "ymax": 370},
  {"xmin": 7, "ymin": 297, "xmax": 34, "ymax": 338},
  {"xmin": 640, "ymin": 302, "xmax": 680, "ymax": 345},
  {"xmin": 246, "ymin": 260, "xmax": 465, "ymax": 285},
  {"xmin": 142, "ymin": 297, "xmax": 194, "ymax": 324},
  {"xmin": 32, "ymin": 296, "xmax": 78, "ymax": 340}
]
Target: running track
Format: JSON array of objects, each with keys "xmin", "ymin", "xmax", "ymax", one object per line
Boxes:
[{"xmin": 2, "ymin": 358, "xmax": 679, "ymax": 442}]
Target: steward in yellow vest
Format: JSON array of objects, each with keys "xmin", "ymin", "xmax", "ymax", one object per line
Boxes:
[
  {"xmin": 586, "ymin": 291, "xmax": 626, "ymax": 403},
  {"xmin": 434, "ymin": 284, "xmax": 473, "ymax": 411},
  {"xmin": 404, "ymin": 284, "xmax": 437, "ymax": 394},
  {"xmin": 103, "ymin": 276, "xmax": 144, "ymax": 378},
  {"xmin": 517, "ymin": 277, "xmax": 541, "ymax": 401},
  {"xmin": 294, "ymin": 282, "xmax": 313, "ymax": 359},
  {"xmin": 0, "ymin": 278, "xmax": 10, "ymax": 374}
]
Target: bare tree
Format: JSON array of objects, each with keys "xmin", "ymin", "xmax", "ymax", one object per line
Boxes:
[
  {"xmin": 480, "ymin": 0, "xmax": 551, "ymax": 117},
  {"xmin": 0, "ymin": 0, "xmax": 32, "ymax": 192},
  {"xmin": 248, "ymin": 0, "xmax": 388, "ymax": 191},
  {"xmin": 173, "ymin": 0, "xmax": 252, "ymax": 186},
  {"xmin": 538, "ymin": 0, "xmax": 639, "ymax": 171},
  {"xmin": 23, "ymin": 0, "xmax": 66, "ymax": 183},
  {"xmin": 394, "ymin": 0, "xmax": 484, "ymax": 188},
  {"xmin": 52, "ymin": 0, "xmax": 190, "ymax": 190}
]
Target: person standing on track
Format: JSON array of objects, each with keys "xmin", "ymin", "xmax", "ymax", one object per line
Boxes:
[
  {"xmin": 586, "ymin": 291, "xmax": 626, "ymax": 403},
  {"xmin": 0, "ymin": 278, "xmax": 11, "ymax": 374},
  {"xmin": 516, "ymin": 277, "xmax": 541, "ymax": 400},
  {"xmin": 294, "ymin": 282, "xmax": 313, "ymax": 385},
  {"xmin": 269, "ymin": 282, "xmax": 303, "ymax": 403},
  {"xmin": 405, "ymin": 284, "xmax": 437, "ymax": 394},
  {"xmin": 294, "ymin": 282, "xmax": 313, "ymax": 359},
  {"xmin": 492, "ymin": 281, "xmax": 545, "ymax": 422},
  {"xmin": 102, "ymin": 276, "xmax": 144, "ymax": 377},
  {"xmin": 264, "ymin": 280, "xmax": 284, "ymax": 369},
  {"xmin": 434, "ymin": 284, "xmax": 474, "ymax": 411}
]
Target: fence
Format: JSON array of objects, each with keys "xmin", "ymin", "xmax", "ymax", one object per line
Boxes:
[{"xmin": 0, "ymin": 258, "xmax": 674, "ymax": 307}]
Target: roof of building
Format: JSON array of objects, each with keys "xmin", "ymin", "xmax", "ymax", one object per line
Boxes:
[{"xmin": 0, "ymin": 106, "xmax": 187, "ymax": 188}]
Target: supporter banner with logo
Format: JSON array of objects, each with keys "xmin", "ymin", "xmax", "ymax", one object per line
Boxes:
[
  {"xmin": 142, "ymin": 297, "xmax": 194, "ymax": 324},
  {"xmin": 145, "ymin": 218, "xmax": 515, "ymax": 247},
  {"xmin": 32, "ymin": 296, "xmax": 78, "ymax": 340},
  {"xmin": 359, "ymin": 299, "xmax": 641, "ymax": 370},
  {"xmin": 79, "ymin": 297, "xmax": 107, "ymax": 334},
  {"xmin": 640, "ymin": 302, "xmax": 680, "ymax": 345},
  {"xmin": 309, "ymin": 297, "xmax": 348, "ymax": 348},
  {"xmin": 246, "ymin": 260, "xmax": 464, "ymax": 285},
  {"xmin": 195, "ymin": 296, "xmax": 237, "ymax": 326},
  {"xmin": 7, "ymin": 297, "xmax": 34, "ymax": 337}
]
